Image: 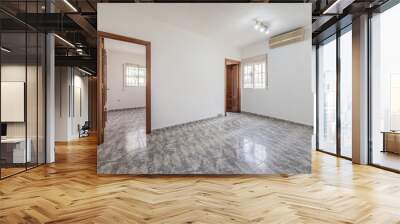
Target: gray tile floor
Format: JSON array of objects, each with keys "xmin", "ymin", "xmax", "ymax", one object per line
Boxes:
[{"xmin": 98, "ymin": 108, "xmax": 312, "ymax": 175}]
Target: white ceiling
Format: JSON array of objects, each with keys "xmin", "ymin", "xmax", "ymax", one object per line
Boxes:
[
  {"xmin": 122, "ymin": 3, "xmax": 311, "ymax": 48},
  {"xmin": 104, "ymin": 38, "xmax": 146, "ymax": 55}
]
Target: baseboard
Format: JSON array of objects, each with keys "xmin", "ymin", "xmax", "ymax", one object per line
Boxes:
[
  {"xmin": 151, "ymin": 112, "xmax": 313, "ymax": 133},
  {"xmin": 152, "ymin": 115, "xmax": 220, "ymax": 133},
  {"xmin": 108, "ymin": 107, "xmax": 145, "ymax": 112},
  {"xmin": 241, "ymin": 111, "xmax": 313, "ymax": 130}
]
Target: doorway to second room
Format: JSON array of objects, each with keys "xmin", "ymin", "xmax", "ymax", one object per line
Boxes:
[
  {"xmin": 225, "ymin": 59, "xmax": 241, "ymax": 114},
  {"xmin": 102, "ymin": 38, "xmax": 147, "ymax": 152}
]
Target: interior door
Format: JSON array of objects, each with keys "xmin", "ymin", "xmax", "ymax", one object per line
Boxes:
[
  {"xmin": 226, "ymin": 64, "xmax": 240, "ymax": 113},
  {"xmin": 226, "ymin": 65, "xmax": 233, "ymax": 112},
  {"xmin": 102, "ymin": 49, "xmax": 107, "ymax": 128},
  {"xmin": 97, "ymin": 37, "xmax": 107, "ymax": 145},
  {"xmin": 231, "ymin": 64, "xmax": 240, "ymax": 112}
]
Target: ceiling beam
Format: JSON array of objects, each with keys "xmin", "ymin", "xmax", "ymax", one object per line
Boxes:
[
  {"xmin": 322, "ymin": 0, "xmax": 355, "ymax": 14},
  {"xmin": 55, "ymin": 55, "xmax": 96, "ymax": 72},
  {"xmin": 67, "ymin": 13, "xmax": 97, "ymax": 38}
]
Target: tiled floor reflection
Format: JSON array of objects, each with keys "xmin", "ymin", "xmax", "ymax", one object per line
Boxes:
[{"xmin": 98, "ymin": 108, "xmax": 313, "ymax": 174}]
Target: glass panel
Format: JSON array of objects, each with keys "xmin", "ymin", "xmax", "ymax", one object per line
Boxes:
[
  {"xmin": 27, "ymin": 31, "xmax": 38, "ymax": 169},
  {"xmin": 371, "ymin": 4, "xmax": 400, "ymax": 171},
  {"xmin": 139, "ymin": 68, "xmax": 145, "ymax": 87},
  {"xmin": 318, "ymin": 36, "xmax": 337, "ymax": 154},
  {"xmin": 243, "ymin": 65, "xmax": 253, "ymax": 88},
  {"xmin": 0, "ymin": 2, "xmax": 46, "ymax": 178},
  {"xmin": 253, "ymin": 62, "xmax": 266, "ymax": 89},
  {"xmin": 1, "ymin": 31, "xmax": 27, "ymax": 178},
  {"xmin": 340, "ymin": 28, "xmax": 352, "ymax": 158},
  {"xmin": 38, "ymin": 33, "xmax": 45, "ymax": 164},
  {"xmin": 26, "ymin": 0, "xmax": 39, "ymax": 167}
]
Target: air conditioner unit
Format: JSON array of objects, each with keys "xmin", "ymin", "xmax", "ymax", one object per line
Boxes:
[{"xmin": 269, "ymin": 27, "xmax": 305, "ymax": 49}]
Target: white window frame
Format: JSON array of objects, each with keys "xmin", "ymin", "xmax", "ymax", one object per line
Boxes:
[
  {"xmin": 243, "ymin": 64, "xmax": 254, "ymax": 88},
  {"xmin": 124, "ymin": 63, "xmax": 146, "ymax": 87},
  {"xmin": 242, "ymin": 56, "xmax": 267, "ymax": 89},
  {"xmin": 253, "ymin": 61, "xmax": 267, "ymax": 89}
]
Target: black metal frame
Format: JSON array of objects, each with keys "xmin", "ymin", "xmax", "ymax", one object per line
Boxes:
[
  {"xmin": 315, "ymin": 44, "xmax": 319, "ymax": 151},
  {"xmin": 367, "ymin": 10, "xmax": 373, "ymax": 166},
  {"xmin": 336, "ymin": 27, "xmax": 341, "ymax": 158},
  {"xmin": 315, "ymin": 23, "xmax": 353, "ymax": 161},
  {"xmin": 0, "ymin": 0, "xmax": 48, "ymax": 180}
]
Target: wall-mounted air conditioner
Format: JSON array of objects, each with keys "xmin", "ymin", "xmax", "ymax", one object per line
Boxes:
[{"xmin": 269, "ymin": 27, "xmax": 305, "ymax": 49}]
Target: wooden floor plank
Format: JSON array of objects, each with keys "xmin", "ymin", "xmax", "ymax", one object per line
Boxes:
[{"xmin": 1, "ymin": 135, "xmax": 400, "ymax": 223}]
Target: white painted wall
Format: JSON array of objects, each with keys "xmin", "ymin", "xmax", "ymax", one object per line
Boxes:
[
  {"xmin": 55, "ymin": 67, "xmax": 69, "ymax": 141},
  {"xmin": 1, "ymin": 65, "xmax": 44, "ymax": 137},
  {"xmin": 71, "ymin": 74, "xmax": 89, "ymax": 138},
  {"xmin": 98, "ymin": 5, "xmax": 241, "ymax": 129},
  {"xmin": 1, "ymin": 64, "xmax": 47, "ymax": 164},
  {"xmin": 55, "ymin": 67, "xmax": 89, "ymax": 141},
  {"xmin": 240, "ymin": 27, "xmax": 313, "ymax": 126},
  {"xmin": 106, "ymin": 50, "xmax": 146, "ymax": 110}
]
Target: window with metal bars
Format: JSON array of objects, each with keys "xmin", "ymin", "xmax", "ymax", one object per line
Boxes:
[
  {"xmin": 124, "ymin": 64, "xmax": 145, "ymax": 87},
  {"xmin": 243, "ymin": 61, "xmax": 266, "ymax": 89}
]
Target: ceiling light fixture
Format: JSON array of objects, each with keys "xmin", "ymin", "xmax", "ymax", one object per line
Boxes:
[
  {"xmin": 254, "ymin": 21, "xmax": 260, "ymax": 30},
  {"xmin": 253, "ymin": 20, "xmax": 269, "ymax": 35},
  {"xmin": 54, "ymin": 34, "xmax": 75, "ymax": 48},
  {"xmin": 322, "ymin": 0, "xmax": 343, "ymax": 14},
  {"xmin": 1, "ymin": 47, "xmax": 11, "ymax": 53},
  {"xmin": 63, "ymin": 0, "xmax": 78, "ymax": 12},
  {"xmin": 78, "ymin": 67, "xmax": 93, "ymax": 76}
]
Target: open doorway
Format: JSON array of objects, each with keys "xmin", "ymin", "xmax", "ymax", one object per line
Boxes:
[
  {"xmin": 225, "ymin": 59, "xmax": 241, "ymax": 114},
  {"xmin": 97, "ymin": 32, "xmax": 151, "ymax": 145}
]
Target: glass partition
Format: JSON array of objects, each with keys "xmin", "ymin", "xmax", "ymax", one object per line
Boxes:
[
  {"xmin": 317, "ymin": 36, "xmax": 337, "ymax": 154},
  {"xmin": 316, "ymin": 25, "xmax": 354, "ymax": 160},
  {"xmin": 370, "ymin": 3, "xmax": 400, "ymax": 171},
  {"xmin": 27, "ymin": 31, "xmax": 38, "ymax": 169},
  {"xmin": 1, "ymin": 31, "xmax": 28, "ymax": 177},
  {"xmin": 0, "ymin": 3, "xmax": 46, "ymax": 179},
  {"xmin": 38, "ymin": 32, "xmax": 45, "ymax": 165},
  {"xmin": 340, "ymin": 27, "xmax": 352, "ymax": 158}
]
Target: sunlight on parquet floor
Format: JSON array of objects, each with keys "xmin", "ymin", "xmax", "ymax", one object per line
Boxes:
[{"xmin": 1, "ymin": 135, "xmax": 400, "ymax": 223}]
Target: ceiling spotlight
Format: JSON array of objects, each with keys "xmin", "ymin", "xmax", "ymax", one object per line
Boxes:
[
  {"xmin": 254, "ymin": 22, "xmax": 260, "ymax": 30},
  {"xmin": 1, "ymin": 47, "xmax": 11, "ymax": 53},
  {"xmin": 322, "ymin": 0, "xmax": 343, "ymax": 15},
  {"xmin": 63, "ymin": 0, "xmax": 78, "ymax": 12},
  {"xmin": 78, "ymin": 67, "xmax": 93, "ymax": 76},
  {"xmin": 253, "ymin": 20, "xmax": 269, "ymax": 35},
  {"xmin": 54, "ymin": 34, "xmax": 75, "ymax": 48}
]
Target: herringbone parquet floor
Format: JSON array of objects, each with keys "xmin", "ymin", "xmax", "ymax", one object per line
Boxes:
[{"xmin": 1, "ymin": 135, "xmax": 400, "ymax": 224}]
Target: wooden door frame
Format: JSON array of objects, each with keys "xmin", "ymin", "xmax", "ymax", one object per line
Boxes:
[
  {"xmin": 224, "ymin": 58, "xmax": 241, "ymax": 115},
  {"xmin": 97, "ymin": 31, "xmax": 151, "ymax": 145}
]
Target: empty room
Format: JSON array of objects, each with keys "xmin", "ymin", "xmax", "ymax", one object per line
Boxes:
[
  {"xmin": 97, "ymin": 3, "xmax": 313, "ymax": 175},
  {"xmin": 103, "ymin": 38, "xmax": 148, "ymax": 157},
  {"xmin": 1, "ymin": 1, "xmax": 400, "ymax": 223}
]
